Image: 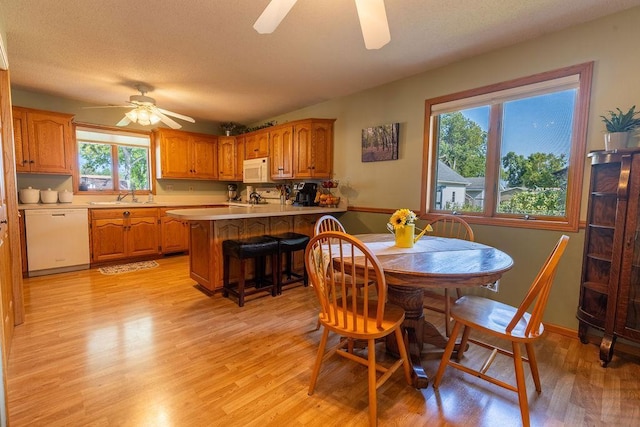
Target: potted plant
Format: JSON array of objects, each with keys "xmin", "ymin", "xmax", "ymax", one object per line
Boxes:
[
  {"xmin": 219, "ymin": 121, "xmax": 241, "ymax": 136},
  {"xmin": 600, "ymin": 106, "xmax": 640, "ymax": 150}
]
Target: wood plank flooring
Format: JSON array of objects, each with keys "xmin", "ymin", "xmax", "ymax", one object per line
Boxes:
[{"xmin": 6, "ymin": 255, "xmax": 640, "ymax": 426}]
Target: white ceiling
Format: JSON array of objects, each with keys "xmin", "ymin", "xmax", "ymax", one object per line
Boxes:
[{"xmin": 2, "ymin": 0, "xmax": 640, "ymax": 126}]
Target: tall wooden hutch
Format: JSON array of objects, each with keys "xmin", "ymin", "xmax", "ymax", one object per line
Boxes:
[{"xmin": 578, "ymin": 149, "xmax": 640, "ymax": 366}]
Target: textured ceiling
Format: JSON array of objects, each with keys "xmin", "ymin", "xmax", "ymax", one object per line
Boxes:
[{"xmin": 1, "ymin": 0, "xmax": 639, "ymax": 126}]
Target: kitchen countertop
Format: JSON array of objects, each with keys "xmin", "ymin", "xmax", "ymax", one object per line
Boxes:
[
  {"xmin": 17, "ymin": 201, "xmax": 229, "ymax": 210},
  {"xmin": 166, "ymin": 203, "xmax": 347, "ymax": 220}
]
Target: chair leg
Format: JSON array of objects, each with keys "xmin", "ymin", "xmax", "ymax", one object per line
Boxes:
[
  {"xmin": 308, "ymin": 327, "xmax": 330, "ymax": 395},
  {"xmin": 271, "ymin": 253, "xmax": 278, "ymax": 297},
  {"xmin": 512, "ymin": 342, "xmax": 531, "ymax": 427},
  {"xmin": 394, "ymin": 326, "xmax": 412, "ymax": 385},
  {"xmin": 525, "ymin": 342, "xmax": 542, "ymax": 392},
  {"xmin": 444, "ymin": 289, "xmax": 451, "ymax": 337},
  {"xmin": 456, "ymin": 325, "xmax": 472, "ymax": 362},
  {"xmin": 433, "ymin": 320, "xmax": 462, "ymax": 388},
  {"xmin": 237, "ymin": 259, "xmax": 246, "ymax": 307},
  {"xmin": 367, "ymin": 338, "xmax": 377, "ymax": 427}
]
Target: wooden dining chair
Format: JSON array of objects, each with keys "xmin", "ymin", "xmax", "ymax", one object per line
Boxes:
[
  {"xmin": 314, "ymin": 214, "xmax": 346, "ymax": 235},
  {"xmin": 305, "ymin": 231, "xmax": 412, "ymax": 427},
  {"xmin": 433, "ymin": 235, "xmax": 569, "ymax": 427},
  {"xmin": 423, "ymin": 215, "xmax": 475, "ymax": 336}
]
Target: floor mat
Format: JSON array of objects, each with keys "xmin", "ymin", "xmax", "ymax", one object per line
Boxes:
[{"xmin": 99, "ymin": 260, "xmax": 159, "ymax": 275}]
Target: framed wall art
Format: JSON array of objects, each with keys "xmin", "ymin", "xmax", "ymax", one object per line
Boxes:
[{"xmin": 361, "ymin": 122, "xmax": 399, "ymax": 162}]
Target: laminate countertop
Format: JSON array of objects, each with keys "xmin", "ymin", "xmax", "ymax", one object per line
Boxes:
[{"xmin": 166, "ymin": 203, "xmax": 347, "ymax": 221}]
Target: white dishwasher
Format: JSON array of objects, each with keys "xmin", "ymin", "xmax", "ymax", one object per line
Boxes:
[{"xmin": 25, "ymin": 208, "xmax": 90, "ymax": 277}]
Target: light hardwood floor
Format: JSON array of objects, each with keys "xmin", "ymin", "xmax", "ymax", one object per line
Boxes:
[{"xmin": 6, "ymin": 255, "xmax": 640, "ymax": 426}]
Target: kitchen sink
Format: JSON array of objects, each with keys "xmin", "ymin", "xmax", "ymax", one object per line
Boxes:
[
  {"xmin": 227, "ymin": 202, "xmax": 269, "ymax": 208},
  {"xmin": 87, "ymin": 201, "xmax": 150, "ymax": 205}
]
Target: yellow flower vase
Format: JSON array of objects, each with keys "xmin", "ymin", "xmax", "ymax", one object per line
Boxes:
[{"xmin": 395, "ymin": 223, "xmax": 415, "ymax": 248}]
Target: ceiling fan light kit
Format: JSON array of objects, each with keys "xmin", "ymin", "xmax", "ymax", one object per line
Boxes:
[{"xmin": 254, "ymin": 0, "xmax": 390, "ymax": 50}]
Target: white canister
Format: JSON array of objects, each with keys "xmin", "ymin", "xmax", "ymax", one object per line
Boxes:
[
  {"xmin": 19, "ymin": 187, "xmax": 40, "ymax": 204},
  {"xmin": 58, "ymin": 190, "xmax": 74, "ymax": 203},
  {"xmin": 40, "ymin": 188, "xmax": 59, "ymax": 204}
]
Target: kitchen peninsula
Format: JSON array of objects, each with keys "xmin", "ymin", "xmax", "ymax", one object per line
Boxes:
[{"xmin": 167, "ymin": 203, "xmax": 346, "ymax": 293}]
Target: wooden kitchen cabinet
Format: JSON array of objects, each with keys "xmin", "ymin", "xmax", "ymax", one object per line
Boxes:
[
  {"xmin": 217, "ymin": 136, "xmax": 243, "ymax": 181},
  {"xmin": 244, "ymin": 129, "xmax": 269, "ymax": 159},
  {"xmin": 578, "ymin": 149, "xmax": 640, "ymax": 366},
  {"xmin": 270, "ymin": 125, "xmax": 294, "ymax": 180},
  {"xmin": 160, "ymin": 207, "xmax": 190, "ymax": 254},
  {"xmin": 13, "ymin": 106, "xmax": 74, "ymax": 174},
  {"xmin": 90, "ymin": 208, "xmax": 160, "ymax": 263},
  {"xmin": 293, "ymin": 119, "xmax": 335, "ymax": 179},
  {"xmin": 155, "ymin": 128, "xmax": 218, "ymax": 179}
]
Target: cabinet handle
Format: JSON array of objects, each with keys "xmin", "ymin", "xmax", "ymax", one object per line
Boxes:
[
  {"xmin": 22, "ymin": 160, "xmax": 28, "ymax": 164},
  {"xmin": 123, "ymin": 211, "xmax": 130, "ymax": 216},
  {"xmin": 0, "ymin": 220, "xmax": 7, "ymax": 224},
  {"xmin": 29, "ymin": 160, "xmax": 35, "ymax": 164}
]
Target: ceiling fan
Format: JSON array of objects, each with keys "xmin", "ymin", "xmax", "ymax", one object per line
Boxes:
[
  {"xmin": 92, "ymin": 85, "xmax": 195, "ymax": 129},
  {"xmin": 253, "ymin": 0, "xmax": 391, "ymax": 50}
]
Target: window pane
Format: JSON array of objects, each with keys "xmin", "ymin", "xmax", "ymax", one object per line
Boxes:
[
  {"xmin": 434, "ymin": 106, "xmax": 489, "ymax": 212},
  {"xmin": 78, "ymin": 142, "xmax": 113, "ymax": 191},
  {"xmin": 497, "ymin": 89, "xmax": 576, "ymax": 217},
  {"xmin": 118, "ymin": 146, "xmax": 150, "ymax": 190}
]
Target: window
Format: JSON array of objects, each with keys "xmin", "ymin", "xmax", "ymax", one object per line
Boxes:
[
  {"xmin": 423, "ymin": 62, "xmax": 593, "ymax": 231},
  {"xmin": 76, "ymin": 127, "xmax": 151, "ymax": 193}
]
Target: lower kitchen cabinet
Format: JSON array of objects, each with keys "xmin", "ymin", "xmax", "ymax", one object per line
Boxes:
[
  {"xmin": 90, "ymin": 208, "xmax": 160, "ymax": 263},
  {"xmin": 160, "ymin": 207, "xmax": 190, "ymax": 254}
]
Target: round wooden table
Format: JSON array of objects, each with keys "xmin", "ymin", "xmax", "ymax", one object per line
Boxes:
[{"xmin": 353, "ymin": 234, "xmax": 514, "ymax": 388}]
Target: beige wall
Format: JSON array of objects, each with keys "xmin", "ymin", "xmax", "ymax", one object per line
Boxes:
[
  {"xmin": 267, "ymin": 8, "xmax": 640, "ymax": 331},
  {"xmin": 10, "ymin": 8, "xmax": 640, "ymax": 330}
]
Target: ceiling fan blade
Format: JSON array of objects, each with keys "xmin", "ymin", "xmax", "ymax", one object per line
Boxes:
[
  {"xmin": 156, "ymin": 107, "xmax": 195, "ymax": 123},
  {"xmin": 83, "ymin": 105, "xmax": 130, "ymax": 109},
  {"xmin": 253, "ymin": 0, "xmax": 298, "ymax": 34},
  {"xmin": 152, "ymin": 107, "xmax": 182, "ymax": 129},
  {"xmin": 116, "ymin": 115, "xmax": 131, "ymax": 127},
  {"xmin": 355, "ymin": 0, "xmax": 390, "ymax": 50}
]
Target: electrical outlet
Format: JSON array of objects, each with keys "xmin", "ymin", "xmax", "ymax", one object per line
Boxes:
[
  {"xmin": 166, "ymin": 184, "xmax": 173, "ymax": 191},
  {"xmin": 189, "ymin": 185, "xmax": 194, "ymax": 192}
]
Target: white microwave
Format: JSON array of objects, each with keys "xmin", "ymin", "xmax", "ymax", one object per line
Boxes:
[{"xmin": 243, "ymin": 157, "xmax": 272, "ymax": 183}]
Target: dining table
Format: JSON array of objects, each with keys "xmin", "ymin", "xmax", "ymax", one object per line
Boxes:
[{"xmin": 350, "ymin": 233, "xmax": 514, "ymax": 388}]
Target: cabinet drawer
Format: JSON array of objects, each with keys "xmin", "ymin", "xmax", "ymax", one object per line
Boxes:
[{"xmin": 91, "ymin": 208, "xmax": 159, "ymax": 220}]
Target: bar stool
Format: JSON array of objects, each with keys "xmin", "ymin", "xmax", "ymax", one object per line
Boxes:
[
  {"xmin": 269, "ymin": 232, "xmax": 311, "ymax": 294},
  {"xmin": 222, "ymin": 236, "xmax": 279, "ymax": 307}
]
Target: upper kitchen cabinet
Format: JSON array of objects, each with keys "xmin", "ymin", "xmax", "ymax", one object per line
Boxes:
[
  {"xmin": 155, "ymin": 128, "xmax": 218, "ymax": 180},
  {"xmin": 293, "ymin": 119, "xmax": 335, "ymax": 179},
  {"xmin": 13, "ymin": 106, "xmax": 74, "ymax": 174},
  {"xmin": 270, "ymin": 125, "xmax": 294, "ymax": 180},
  {"xmin": 218, "ymin": 136, "xmax": 243, "ymax": 181},
  {"xmin": 244, "ymin": 129, "xmax": 269, "ymax": 159}
]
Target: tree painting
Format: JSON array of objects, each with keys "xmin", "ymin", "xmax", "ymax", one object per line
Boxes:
[{"xmin": 362, "ymin": 123, "xmax": 399, "ymax": 162}]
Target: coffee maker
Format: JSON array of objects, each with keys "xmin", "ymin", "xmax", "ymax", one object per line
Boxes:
[{"xmin": 294, "ymin": 182, "xmax": 318, "ymax": 206}]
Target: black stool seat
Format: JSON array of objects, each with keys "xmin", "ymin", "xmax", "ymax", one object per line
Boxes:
[
  {"xmin": 222, "ymin": 236, "xmax": 279, "ymax": 307},
  {"xmin": 269, "ymin": 232, "xmax": 311, "ymax": 294}
]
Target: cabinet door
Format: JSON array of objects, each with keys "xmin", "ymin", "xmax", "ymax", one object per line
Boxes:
[
  {"xmin": 191, "ymin": 135, "xmax": 218, "ymax": 179},
  {"xmin": 310, "ymin": 121, "xmax": 333, "ymax": 178},
  {"xmin": 26, "ymin": 110, "xmax": 72, "ymax": 174},
  {"xmin": 161, "ymin": 216, "xmax": 189, "ymax": 253},
  {"xmin": 270, "ymin": 125, "xmax": 294, "ymax": 179},
  {"xmin": 218, "ymin": 136, "xmax": 236, "ymax": 180},
  {"xmin": 158, "ymin": 132, "xmax": 192, "ymax": 178},
  {"xmin": 12, "ymin": 108, "xmax": 30, "ymax": 173},
  {"xmin": 91, "ymin": 218, "xmax": 127, "ymax": 262},
  {"xmin": 127, "ymin": 216, "xmax": 160, "ymax": 257},
  {"xmin": 235, "ymin": 137, "xmax": 245, "ymax": 181},
  {"xmin": 270, "ymin": 216, "xmax": 293, "ymax": 235},
  {"xmin": 245, "ymin": 130, "xmax": 269, "ymax": 159},
  {"xmin": 616, "ymin": 153, "xmax": 640, "ymax": 340},
  {"xmin": 293, "ymin": 122, "xmax": 313, "ymax": 178},
  {"xmin": 190, "ymin": 221, "xmax": 214, "ymax": 291}
]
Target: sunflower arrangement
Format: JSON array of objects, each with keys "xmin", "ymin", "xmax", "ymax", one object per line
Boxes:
[{"xmin": 389, "ymin": 209, "xmax": 417, "ymax": 230}]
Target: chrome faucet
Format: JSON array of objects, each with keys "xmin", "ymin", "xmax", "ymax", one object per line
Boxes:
[{"xmin": 117, "ymin": 188, "xmax": 137, "ymax": 202}]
